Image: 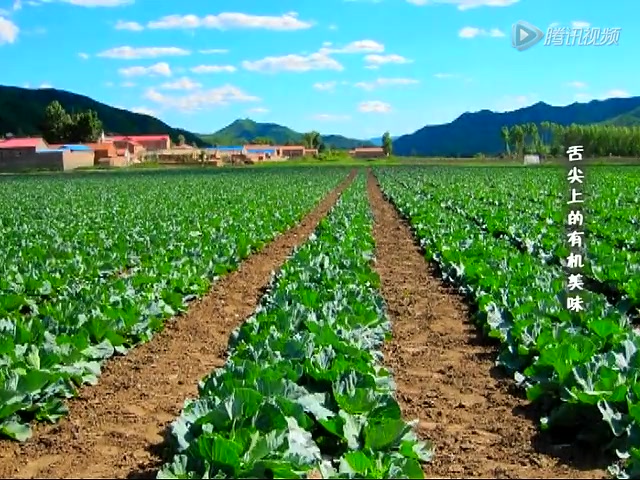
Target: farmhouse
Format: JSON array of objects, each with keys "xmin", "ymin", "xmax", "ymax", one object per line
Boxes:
[
  {"xmin": 349, "ymin": 146, "xmax": 386, "ymax": 158},
  {"xmin": 277, "ymin": 145, "xmax": 306, "ymax": 158},
  {"xmin": 0, "ymin": 137, "xmax": 94, "ymax": 172},
  {"xmin": 105, "ymin": 134, "xmax": 170, "ymax": 151}
]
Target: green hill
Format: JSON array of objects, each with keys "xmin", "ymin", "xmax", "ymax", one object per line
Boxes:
[
  {"xmin": 0, "ymin": 85, "xmax": 208, "ymax": 147},
  {"xmin": 600, "ymin": 106, "xmax": 640, "ymax": 126},
  {"xmin": 393, "ymin": 97, "xmax": 640, "ymax": 156},
  {"xmin": 201, "ymin": 119, "xmax": 373, "ymax": 149}
]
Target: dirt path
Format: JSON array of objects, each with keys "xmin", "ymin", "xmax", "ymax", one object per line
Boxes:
[
  {"xmin": 366, "ymin": 171, "xmax": 606, "ymax": 479},
  {"xmin": 0, "ymin": 171, "xmax": 355, "ymax": 480}
]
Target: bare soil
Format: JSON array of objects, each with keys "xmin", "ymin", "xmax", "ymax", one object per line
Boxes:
[
  {"xmin": 366, "ymin": 171, "xmax": 607, "ymax": 479},
  {"xmin": 0, "ymin": 171, "xmax": 355, "ymax": 480}
]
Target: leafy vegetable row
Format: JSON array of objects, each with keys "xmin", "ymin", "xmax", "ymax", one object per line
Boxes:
[
  {"xmin": 158, "ymin": 174, "xmax": 433, "ymax": 479},
  {"xmin": 374, "ymin": 166, "xmax": 640, "ymax": 479},
  {"xmin": 0, "ymin": 168, "xmax": 346, "ymax": 442}
]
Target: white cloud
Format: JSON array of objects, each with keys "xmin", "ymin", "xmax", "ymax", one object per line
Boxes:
[
  {"xmin": 494, "ymin": 94, "xmax": 532, "ymax": 112},
  {"xmin": 571, "ymin": 20, "xmax": 590, "ymax": 28},
  {"xmin": 606, "ymin": 89, "xmax": 629, "ymax": 98},
  {"xmin": 147, "ymin": 12, "xmax": 311, "ymax": 31},
  {"xmin": 364, "ymin": 54, "xmax": 412, "ymax": 66},
  {"xmin": 60, "ymin": 0, "xmax": 132, "ymax": 6},
  {"xmin": 242, "ymin": 40, "xmax": 387, "ymax": 74},
  {"xmin": 131, "ymin": 106, "xmax": 156, "ymax": 116},
  {"xmin": 0, "ymin": 16, "xmax": 19, "ymax": 44},
  {"xmin": 98, "ymin": 46, "xmax": 190, "ymax": 59},
  {"xmin": 243, "ymin": 52, "xmax": 343, "ymax": 73},
  {"xmin": 115, "ymin": 20, "xmax": 143, "ymax": 31},
  {"xmin": 407, "ymin": 0, "xmax": 518, "ymax": 9},
  {"xmin": 120, "ymin": 81, "xmax": 135, "ymax": 87},
  {"xmin": 566, "ymin": 81, "xmax": 587, "ymax": 89},
  {"xmin": 159, "ymin": 77, "xmax": 202, "ymax": 90},
  {"xmin": 573, "ymin": 90, "xmax": 630, "ymax": 102},
  {"xmin": 39, "ymin": 82, "xmax": 52, "ymax": 88},
  {"xmin": 119, "ymin": 62, "xmax": 172, "ymax": 77},
  {"xmin": 144, "ymin": 84, "xmax": 260, "ymax": 111},
  {"xmin": 78, "ymin": 52, "xmax": 89, "ymax": 59},
  {"xmin": 319, "ymin": 39, "xmax": 384, "ymax": 54},
  {"xmin": 433, "ymin": 72, "xmax": 458, "ymax": 78},
  {"xmin": 313, "ymin": 81, "xmax": 337, "ymax": 91},
  {"xmin": 248, "ymin": 107, "xmax": 269, "ymax": 113},
  {"xmin": 354, "ymin": 77, "xmax": 418, "ymax": 90},
  {"xmin": 190, "ymin": 64, "xmax": 236, "ymax": 74},
  {"xmin": 358, "ymin": 100, "xmax": 391, "ymax": 113},
  {"xmin": 312, "ymin": 113, "xmax": 351, "ymax": 121},
  {"xmin": 458, "ymin": 27, "xmax": 505, "ymax": 38},
  {"xmin": 199, "ymin": 48, "xmax": 228, "ymax": 54}
]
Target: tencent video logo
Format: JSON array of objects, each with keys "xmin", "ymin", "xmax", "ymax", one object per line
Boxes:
[
  {"xmin": 512, "ymin": 20, "xmax": 543, "ymax": 51},
  {"xmin": 512, "ymin": 21, "xmax": 621, "ymax": 51}
]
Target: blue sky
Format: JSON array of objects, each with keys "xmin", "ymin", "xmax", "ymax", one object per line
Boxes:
[{"xmin": 0, "ymin": 0, "xmax": 636, "ymax": 139}]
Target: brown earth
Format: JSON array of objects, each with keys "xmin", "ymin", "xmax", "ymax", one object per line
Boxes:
[
  {"xmin": 0, "ymin": 171, "xmax": 356, "ymax": 480},
  {"xmin": 366, "ymin": 171, "xmax": 607, "ymax": 479}
]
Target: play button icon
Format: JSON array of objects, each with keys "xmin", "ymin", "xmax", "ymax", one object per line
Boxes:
[{"xmin": 512, "ymin": 21, "xmax": 544, "ymax": 51}]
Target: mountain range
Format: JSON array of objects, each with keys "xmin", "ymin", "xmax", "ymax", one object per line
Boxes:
[
  {"xmin": 2, "ymin": 85, "xmax": 640, "ymax": 156},
  {"xmin": 200, "ymin": 118, "xmax": 373, "ymax": 149},
  {"xmin": 393, "ymin": 97, "xmax": 640, "ymax": 156}
]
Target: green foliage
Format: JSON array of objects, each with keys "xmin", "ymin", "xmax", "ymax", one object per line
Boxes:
[
  {"xmin": 41, "ymin": 101, "xmax": 102, "ymax": 144},
  {"xmin": 375, "ymin": 165, "xmax": 640, "ymax": 479},
  {"xmin": 504, "ymin": 122, "xmax": 640, "ymax": 157},
  {"xmin": 381, "ymin": 132, "xmax": 392, "ymax": 156},
  {"xmin": 159, "ymin": 175, "xmax": 433, "ymax": 479},
  {"xmin": 0, "ymin": 168, "xmax": 345, "ymax": 442},
  {"xmin": 0, "ymin": 85, "xmax": 206, "ymax": 147}
]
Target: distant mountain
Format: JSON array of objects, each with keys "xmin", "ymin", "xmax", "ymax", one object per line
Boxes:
[
  {"xmin": 0, "ymin": 85, "xmax": 208, "ymax": 147},
  {"xmin": 394, "ymin": 97, "xmax": 640, "ymax": 156},
  {"xmin": 201, "ymin": 119, "xmax": 373, "ymax": 149}
]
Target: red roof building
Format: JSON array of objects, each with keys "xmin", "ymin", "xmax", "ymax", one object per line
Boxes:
[{"xmin": 0, "ymin": 137, "xmax": 49, "ymax": 149}]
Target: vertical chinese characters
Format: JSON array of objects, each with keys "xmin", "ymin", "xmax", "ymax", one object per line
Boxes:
[{"xmin": 565, "ymin": 145, "xmax": 585, "ymax": 312}]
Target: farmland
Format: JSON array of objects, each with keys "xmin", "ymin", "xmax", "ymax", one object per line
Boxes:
[{"xmin": 0, "ymin": 164, "xmax": 639, "ymax": 479}]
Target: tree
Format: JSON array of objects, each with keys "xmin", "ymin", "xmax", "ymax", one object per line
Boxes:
[
  {"xmin": 42, "ymin": 101, "xmax": 71, "ymax": 143},
  {"xmin": 500, "ymin": 126, "xmax": 511, "ymax": 157},
  {"xmin": 177, "ymin": 134, "xmax": 185, "ymax": 146},
  {"xmin": 510, "ymin": 125, "xmax": 525, "ymax": 158},
  {"xmin": 68, "ymin": 110, "xmax": 102, "ymax": 143},
  {"xmin": 252, "ymin": 136, "xmax": 274, "ymax": 145},
  {"xmin": 382, "ymin": 131, "xmax": 393, "ymax": 156},
  {"xmin": 303, "ymin": 131, "xmax": 322, "ymax": 149}
]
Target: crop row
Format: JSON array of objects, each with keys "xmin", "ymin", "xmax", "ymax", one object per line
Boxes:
[
  {"xmin": 158, "ymin": 174, "xmax": 432, "ymax": 479},
  {"xmin": 374, "ymin": 166, "xmax": 640, "ymax": 479},
  {"xmin": 0, "ymin": 169, "xmax": 345, "ymax": 442},
  {"xmin": 401, "ymin": 167, "xmax": 640, "ymax": 313}
]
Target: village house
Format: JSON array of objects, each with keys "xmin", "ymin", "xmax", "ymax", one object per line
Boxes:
[
  {"xmin": 0, "ymin": 137, "xmax": 94, "ymax": 172},
  {"xmin": 105, "ymin": 134, "xmax": 170, "ymax": 151},
  {"xmin": 349, "ymin": 146, "xmax": 386, "ymax": 158},
  {"xmin": 277, "ymin": 145, "xmax": 306, "ymax": 158}
]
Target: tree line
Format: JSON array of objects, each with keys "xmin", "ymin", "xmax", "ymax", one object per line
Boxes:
[
  {"xmin": 42, "ymin": 101, "xmax": 103, "ymax": 144},
  {"xmin": 500, "ymin": 122, "xmax": 640, "ymax": 158}
]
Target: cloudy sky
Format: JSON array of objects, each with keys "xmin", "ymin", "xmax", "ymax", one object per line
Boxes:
[{"xmin": 0, "ymin": 0, "xmax": 635, "ymax": 138}]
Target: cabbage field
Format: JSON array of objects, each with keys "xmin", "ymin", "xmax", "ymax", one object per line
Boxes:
[{"xmin": 1, "ymin": 165, "xmax": 640, "ymax": 479}]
